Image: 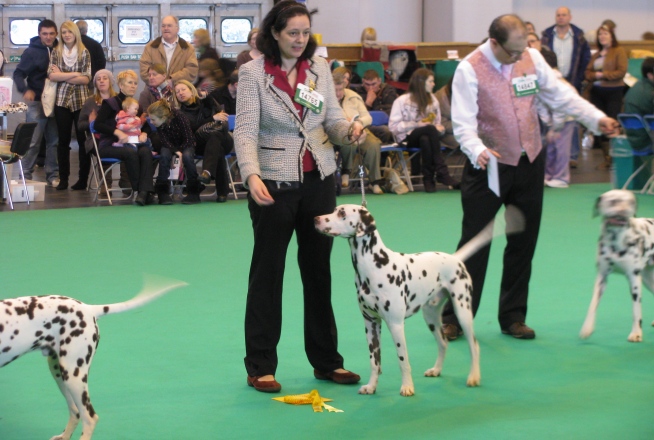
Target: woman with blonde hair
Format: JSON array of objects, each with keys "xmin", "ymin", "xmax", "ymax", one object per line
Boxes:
[
  {"xmin": 389, "ymin": 68, "xmax": 459, "ymax": 192},
  {"xmin": 236, "ymin": 27, "xmax": 263, "ymax": 68},
  {"xmin": 148, "ymin": 96, "xmax": 202, "ymax": 204},
  {"xmin": 175, "ymin": 79, "xmax": 232, "ymax": 202},
  {"xmin": 49, "ymin": 20, "xmax": 91, "ymax": 190},
  {"xmin": 94, "ymin": 70, "xmax": 155, "ymax": 205},
  {"xmin": 192, "ymin": 28, "xmax": 220, "ymax": 62}
]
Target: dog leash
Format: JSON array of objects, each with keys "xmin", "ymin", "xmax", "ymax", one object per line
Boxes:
[{"xmin": 358, "ymin": 164, "xmax": 367, "ymax": 208}]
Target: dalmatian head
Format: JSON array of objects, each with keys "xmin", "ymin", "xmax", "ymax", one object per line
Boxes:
[
  {"xmin": 593, "ymin": 189, "xmax": 637, "ymax": 227},
  {"xmin": 314, "ymin": 204, "xmax": 377, "ymax": 238}
]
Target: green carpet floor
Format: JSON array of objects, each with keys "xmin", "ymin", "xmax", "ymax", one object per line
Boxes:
[{"xmin": 1, "ymin": 183, "xmax": 653, "ymax": 439}]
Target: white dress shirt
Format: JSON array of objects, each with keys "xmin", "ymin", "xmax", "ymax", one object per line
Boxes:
[
  {"xmin": 553, "ymin": 28, "xmax": 574, "ymax": 78},
  {"xmin": 162, "ymin": 37, "xmax": 179, "ymax": 72},
  {"xmin": 451, "ymin": 40, "xmax": 606, "ymax": 167}
]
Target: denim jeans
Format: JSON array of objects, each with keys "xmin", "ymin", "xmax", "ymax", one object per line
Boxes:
[
  {"xmin": 156, "ymin": 147, "xmax": 197, "ymax": 183},
  {"xmin": 21, "ymin": 101, "xmax": 59, "ymax": 182}
]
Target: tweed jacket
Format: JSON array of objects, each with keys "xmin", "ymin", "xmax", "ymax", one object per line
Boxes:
[
  {"xmin": 234, "ymin": 56, "xmax": 350, "ymax": 185},
  {"xmin": 139, "ymin": 36, "xmax": 198, "ymax": 84}
]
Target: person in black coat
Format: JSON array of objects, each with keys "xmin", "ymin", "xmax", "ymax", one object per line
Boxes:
[
  {"xmin": 208, "ymin": 69, "xmax": 238, "ymax": 115},
  {"xmin": 77, "ymin": 20, "xmax": 106, "ymax": 81},
  {"xmin": 175, "ymin": 80, "xmax": 233, "ymax": 203}
]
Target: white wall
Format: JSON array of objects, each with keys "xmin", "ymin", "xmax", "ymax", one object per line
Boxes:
[
  {"xmin": 311, "ymin": 0, "xmax": 423, "ymax": 44},
  {"xmin": 513, "ymin": 0, "xmax": 654, "ymax": 41},
  {"xmin": 310, "ymin": 0, "xmax": 654, "ymax": 45}
]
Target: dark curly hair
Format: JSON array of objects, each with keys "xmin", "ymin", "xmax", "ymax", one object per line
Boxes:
[{"xmin": 256, "ymin": 0, "xmax": 318, "ymax": 65}]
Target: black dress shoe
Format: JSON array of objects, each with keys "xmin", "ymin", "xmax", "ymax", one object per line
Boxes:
[
  {"xmin": 71, "ymin": 180, "xmax": 87, "ymax": 190},
  {"xmin": 501, "ymin": 322, "xmax": 536, "ymax": 339},
  {"xmin": 134, "ymin": 191, "xmax": 152, "ymax": 206},
  {"xmin": 216, "ymin": 195, "xmax": 228, "ymax": 203},
  {"xmin": 314, "ymin": 369, "xmax": 361, "ymax": 384},
  {"xmin": 247, "ymin": 375, "xmax": 282, "ymax": 393},
  {"xmin": 56, "ymin": 180, "xmax": 69, "ymax": 190}
]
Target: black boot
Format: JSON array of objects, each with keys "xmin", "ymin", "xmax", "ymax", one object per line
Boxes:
[
  {"xmin": 135, "ymin": 191, "xmax": 154, "ymax": 206},
  {"xmin": 182, "ymin": 180, "xmax": 204, "ymax": 205},
  {"xmin": 434, "ymin": 152, "xmax": 459, "ymax": 188},
  {"xmin": 155, "ymin": 182, "xmax": 173, "ymax": 205}
]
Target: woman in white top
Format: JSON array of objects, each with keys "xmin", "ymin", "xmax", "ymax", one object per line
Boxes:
[{"xmin": 389, "ymin": 68, "xmax": 459, "ymax": 192}]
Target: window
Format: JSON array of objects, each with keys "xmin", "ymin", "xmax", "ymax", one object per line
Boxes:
[
  {"xmin": 179, "ymin": 18, "xmax": 207, "ymax": 43},
  {"xmin": 221, "ymin": 18, "xmax": 251, "ymax": 44},
  {"xmin": 118, "ymin": 18, "xmax": 151, "ymax": 44},
  {"xmin": 73, "ymin": 19, "xmax": 104, "ymax": 44},
  {"xmin": 10, "ymin": 19, "xmax": 41, "ymax": 46}
]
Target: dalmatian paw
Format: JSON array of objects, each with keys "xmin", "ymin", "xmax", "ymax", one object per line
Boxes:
[
  {"xmin": 466, "ymin": 373, "xmax": 481, "ymax": 387},
  {"xmin": 579, "ymin": 324, "xmax": 594, "ymax": 339},
  {"xmin": 627, "ymin": 332, "xmax": 643, "ymax": 342},
  {"xmin": 358, "ymin": 384, "xmax": 377, "ymax": 395},
  {"xmin": 399, "ymin": 385, "xmax": 415, "ymax": 396},
  {"xmin": 424, "ymin": 367, "xmax": 442, "ymax": 377}
]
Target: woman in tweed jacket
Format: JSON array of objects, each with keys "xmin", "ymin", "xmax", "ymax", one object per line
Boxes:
[
  {"xmin": 49, "ymin": 21, "xmax": 91, "ymax": 191},
  {"xmin": 234, "ymin": 0, "xmax": 363, "ymax": 393}
]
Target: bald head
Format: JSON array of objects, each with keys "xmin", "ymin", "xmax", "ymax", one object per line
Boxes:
[
  {"xmin": 555, "ymin": 7, "xmax": 572, "ymax": 28},
  {"xmin": 489, "ymin": 14, "xmax": 527, "ymax": 45},
  {"xmin": 76, "ymin": 20, "xmax": 88, "ymax": 35}
]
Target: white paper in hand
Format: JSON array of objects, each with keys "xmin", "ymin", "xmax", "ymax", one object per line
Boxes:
[{"xmin": 487, "ymin": 153, "xmax": 500, "ymax": 197}]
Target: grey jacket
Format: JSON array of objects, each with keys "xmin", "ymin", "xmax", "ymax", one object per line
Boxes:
[{"xmin": 234, "ymin": 56, "xmax": 350, "ymax": 185}]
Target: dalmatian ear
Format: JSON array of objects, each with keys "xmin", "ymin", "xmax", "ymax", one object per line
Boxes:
[{"xmin": 356, "ymin": 208, "xmax": 377, "ymax": 237}]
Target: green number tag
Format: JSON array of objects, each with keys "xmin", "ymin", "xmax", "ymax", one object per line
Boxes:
[
  {"xmin": 294, "ymin": 83, "xmax": 324, "ymax": 114},
  {"xmin": 512, "ymin": 74, "xmax": 540, "ymax": 97}
]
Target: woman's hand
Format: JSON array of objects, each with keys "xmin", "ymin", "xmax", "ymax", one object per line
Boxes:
[
  {"xmin": 595, "ymin": 71, "xmax": 604, "ymax": 79},
  {"xmin": 436, "ymin": 123, "xmax": 445, "ymax": 132},
  {"xmin": 138, "ymin": 132, "xmax": 148, "ymax": 143},
  {"xmin": 89, "ymin": 109, "xmax": 97, "ymax": 123},
  {"xmin": 50, "ymin": 64, "xmax": 61, "ymax": 74},
  {"xmin": 213, "ymin": 111, "xmax": 229, "ymax": 122},
  {"xmin": 247, "ymin": 174, "xmax": 275, "ymax": 206}
]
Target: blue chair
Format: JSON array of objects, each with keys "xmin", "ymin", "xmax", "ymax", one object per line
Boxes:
[
  {"xmin": 617, "ymin": 113, "xmax": 654, "ymax": 193},
  {"xmin": 88, "ymin": 121, "xmax": 132, "ymax": 205},
  {"xmin": 228, "ymin": 114, "xmax": 235, "ymax": 131},
  {"xmin": 369, "ymin": 110, "xmax": 389, "ymax": 127}
]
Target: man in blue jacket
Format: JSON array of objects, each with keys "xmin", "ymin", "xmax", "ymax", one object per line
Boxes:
[
  {"xmin": 13, "ymin": 19, "xmax": 60, "ymax": 186},
  {"xmin": 541, "ymin": 7, "xmax": 590, "ymax": 93},
  {"xmin": 541, "ymin": 7, "xmax": 590, "ymax": 167}
]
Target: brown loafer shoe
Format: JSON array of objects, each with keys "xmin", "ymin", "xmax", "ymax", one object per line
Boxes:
[
  {"xmin": 501, "ymin": 322, "xmax": 536, "ymax": 339},
  {"xmin": 314, "ymin": 369, "xmax": 361, "ymax": 384},
  {"xmin": 442, "ymin": 323, "xmax": 463, "ymax": 341},
  {"xmin": 247, "ymin": 375, "xmax": 282, "ymax": 393}
]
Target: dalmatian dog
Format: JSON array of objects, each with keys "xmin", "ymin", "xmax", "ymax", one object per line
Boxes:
[
  {"xmin": 314, "ymin": 204, "xmax": 524, "ymax": 396},
  {"xmin": 580, "ymin": 189, "xmax": 654, "ymax": 342},
  {"xmin": 0, "ymin": 276, "xmax": 187, "ymax": 440}
]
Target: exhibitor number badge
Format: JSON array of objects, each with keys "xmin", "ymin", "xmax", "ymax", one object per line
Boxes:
[
  {"xmin": 512, "ymin": 74, "xmax": 540, "ymax": 97},
  {"xmin": 295, "ymin": 83, "xmax": 324, "ymax": 113}
]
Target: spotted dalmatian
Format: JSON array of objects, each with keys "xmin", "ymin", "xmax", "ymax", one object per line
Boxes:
[
  {"xmin": 580, "ymin": 190, "xmax": 654, "ymax": 342},
  {"xmin": 0, "ymin": 277, "xmax": 187, "ymax": 440},
  {"xmin": 315, "ymin": 204, "xmax": 524, "ymax": 396}
]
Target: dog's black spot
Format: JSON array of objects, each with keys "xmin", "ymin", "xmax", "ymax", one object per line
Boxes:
[
  {"xmin": 384, "ymin": 300, "xmax": 390, "ymax": 312},
  {"xmin": 1, "ymin": 346, "xmax": 11, "ymax": 353},
  {"xmin": 103, "ymin": 306, "xmax": 110, "ymax": 313},
  {"xmin": 413, "ymin": 305, "xmax": 421, "ymax": 314},
  {"xmin": 387, "ymin": 274, "xmax": 395, "ymax": 284},
  {"xmin": 57, "ymin": 305, "xmax": 70, "ymax": 314},
  {"xmin": 373, "ymin": 249, "xmax": 389, "ymax": 268},
  {"xmin": 399, "ymin": 356, "xmax": 404, "ymax": 361},
  {"xmin": 422, "ymin": 270, "xmax": 427, "ymax": 277},
  {"xmin": 429, "ymin": 324, "xmax": 436, "ymax": 332}
]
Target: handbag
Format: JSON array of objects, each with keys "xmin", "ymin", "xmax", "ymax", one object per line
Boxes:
[
  {"xmin": 41, "ymin": 48, "xmax": 56, "ymax": 117},
  {"xmin": 195, "ymin": 120, "xmax": 225, "ymax": 142}
]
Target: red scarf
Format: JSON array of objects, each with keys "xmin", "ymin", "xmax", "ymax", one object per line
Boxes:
[{"xmin": 264, "ymin": 58, "xmax": 316, "ymax": 172}]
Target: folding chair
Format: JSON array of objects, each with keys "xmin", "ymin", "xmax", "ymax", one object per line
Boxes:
[
  {"xmin": 639, "ymin": 115, "xmax": 654, "ymax": 194},
  {"xmin": 224, "ymin": 114, "xmax": 241, "ymax": 199},
  {"xmin": 617, "ymin": 113, "xmax": 654, "ymax": 193},
  {"xmin": 88, "ymin": 121, "xmax": 132, "ymax": 205},
  {"xmin": 0, "ymin": 122, "xmax": 37, "ymax": 209},
  {"xmin": 368, "ymin": 111, "xmax": 419, "ymax": 191}
]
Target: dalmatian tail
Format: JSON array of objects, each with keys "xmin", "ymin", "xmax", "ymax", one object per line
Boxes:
[
  {"xmin": 90, "ymin": 275, "xmax": 188, "ymax": 318},
  {"xmin": 454, "ymin": 205, "xmax": 525, "ymax": 263}
]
